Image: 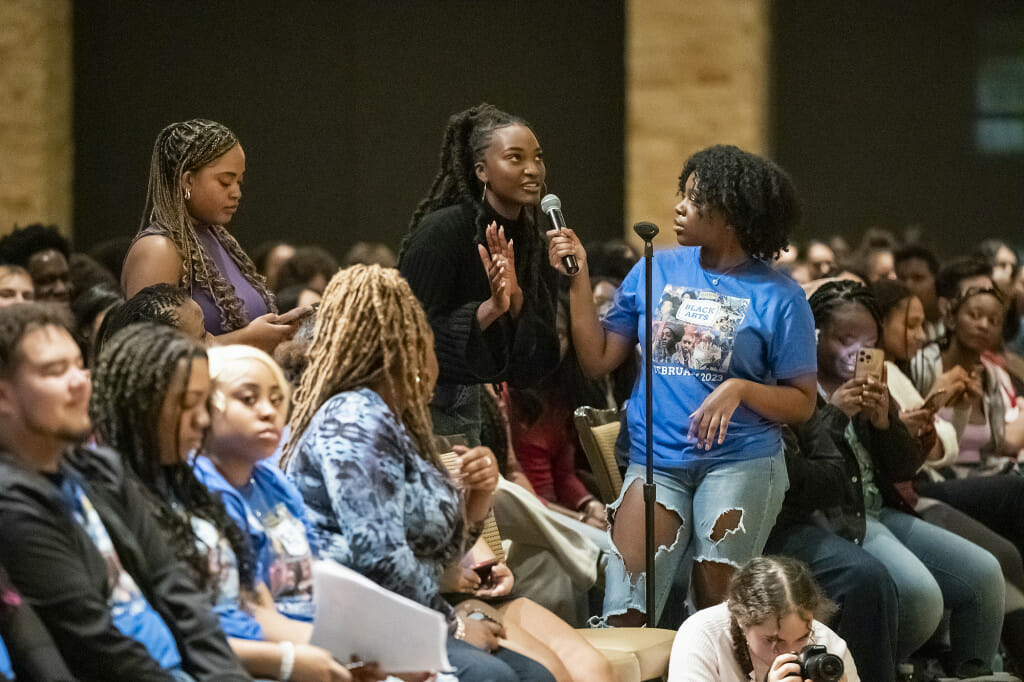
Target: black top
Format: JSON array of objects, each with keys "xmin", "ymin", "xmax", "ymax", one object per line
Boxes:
[
  {"xmin": 0, "ymin": 446, "xmax": 250, "ymax": 682},
  {"xmin": 775, "ymin": 395, "xmax": 923, "ymax": 544},
  {"xmin": 399, "ymin": 202, "xmax": 560, "ymax": 388}
]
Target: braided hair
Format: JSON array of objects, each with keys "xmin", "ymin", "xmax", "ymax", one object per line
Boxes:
[
  {"xmin": 727, "ymin": 556, "xmax": 836, "ymax": 677},
  {"xmin": 808, "ymin": 279, "xmax": 881, "ymax": 336},
  {"xmin": 139, "ymin": 119, "xmax": 275, "ymax": 332},
  {"xmin": 402, "ymin": 103, "xmax": 551, "ymax": 309},
  {"xmin": 90, "ymin": 323, "xmax": 255, "ymax": 593},
  {"xmin": 280, "ymin": 265, "xmax": 439, "ymax": 471},
  {"xmin": 679, "ymin": 145, "xmax": 801, "ymax": 262}
]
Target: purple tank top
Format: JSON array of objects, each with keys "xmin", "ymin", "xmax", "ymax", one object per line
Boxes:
[{"xmin": 137, "ymin": 224, "xmax": 269, "ymax": 335}]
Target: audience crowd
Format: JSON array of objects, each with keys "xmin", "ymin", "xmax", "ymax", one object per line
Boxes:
[{"xmin": 0, "ymin": 109, "xmax": 1023, "ymax": 682}]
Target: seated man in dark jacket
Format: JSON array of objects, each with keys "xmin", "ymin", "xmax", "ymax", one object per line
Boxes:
[{"xmin": 0, "ymin": 303, "xmax": 250, "ymax": 681}]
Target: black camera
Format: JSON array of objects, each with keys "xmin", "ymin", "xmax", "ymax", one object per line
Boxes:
[{"xmin": 797, "ymin": 644, "xmax": 844, "ymax": 682}]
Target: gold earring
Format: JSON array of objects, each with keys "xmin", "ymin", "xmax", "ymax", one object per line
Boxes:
[
  {"xmin": 481, "ymin": 182, "xmax": 488, "ymax": 203},
  {"xmin": 184, "ymin": 188, "xmax": 191, "ymax": 201}
]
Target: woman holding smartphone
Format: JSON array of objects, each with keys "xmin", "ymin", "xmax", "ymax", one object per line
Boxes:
[{"xmin": 122, "ymin": 118, "xmax": 308, "ymax": 352}]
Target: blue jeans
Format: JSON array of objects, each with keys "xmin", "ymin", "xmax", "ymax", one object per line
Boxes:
[
  {"xmin": 766, "ymin": 522, "xmax": 899, "ymax": 682},
  {"xmin": 603, "ymin": 451, "xmax": 788, "ymax": 622},
  {"xmin": 446, "ymin": 637, "xmax": 555, "ymax": 682},
  {"xmin": 864, "ymin": 508, "xmax": 1004, "ymax": 668}
]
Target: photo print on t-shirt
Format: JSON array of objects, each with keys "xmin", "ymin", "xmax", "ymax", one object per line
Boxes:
[{"xmin": 653, "ymin": 285, "xmax": 749, "ymax": 380}]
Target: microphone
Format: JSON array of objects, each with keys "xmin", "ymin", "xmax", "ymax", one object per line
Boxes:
[
  {"xmin": 540, "ymin": 193, "xmax": 579, "ymax": 275},
  {"xmin": 632, "ymin": 221, "xmax": 659, "ymax": 242}
]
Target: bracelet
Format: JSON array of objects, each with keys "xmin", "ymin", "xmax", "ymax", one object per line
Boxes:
[
  {"xmin": 454, "ymin": 615, "xmax": 467, "ymax": 641},
  {"xmin": 279, "ymin": 640, "xmax": 295, "ymax": 681}
]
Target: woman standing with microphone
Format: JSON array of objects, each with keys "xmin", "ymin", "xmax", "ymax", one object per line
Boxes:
[
  {"xmin": 549, "ymin": 145, "xmax": 817, "ymax": 626},
  {"xmin": 399, "ymin": 103, "xmax": 560, "ymax": 446}
]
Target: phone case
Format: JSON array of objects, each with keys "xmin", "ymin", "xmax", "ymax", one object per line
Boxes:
[{"xmin": 854, "ymin": 348, "xmax": 884, "ymax": 381}]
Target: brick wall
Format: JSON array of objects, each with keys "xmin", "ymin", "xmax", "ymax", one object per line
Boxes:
[
  {"xmin": 0, "ymin": 0, "xmax": 72, "ymax": 237},
  {"xmin": 626, "ymin": 0, "xmax": 769, "ymax": 247}
]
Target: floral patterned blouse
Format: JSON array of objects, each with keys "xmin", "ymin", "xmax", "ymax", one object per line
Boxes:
[{"xmin": 285, "ymin": 387, "xmax": 466, "ymax": 616}]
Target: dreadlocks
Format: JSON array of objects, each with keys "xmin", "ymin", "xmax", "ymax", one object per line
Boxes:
[
  {"xmin": 402, "ymin": 103, "xmax": 550, "ymax": 305},
  {"xmin": 90, "ymin": 323, "xmax": 255, "ymax": 592},
  {"xmin": 280, "ymin": 264, "xmax": 439, "ymax": 470},
  {"xmin": 139, "ymin": 118, "xmax": 275, "ymax": 332}
]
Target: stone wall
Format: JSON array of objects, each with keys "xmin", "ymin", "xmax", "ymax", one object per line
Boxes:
[
  {"xmin": 626, "ymin": 0, "xmax": 769, "ymax": 247},
  {"xmin": 0, "ymin": 0, "xmax": 72, "ymax": 236}
]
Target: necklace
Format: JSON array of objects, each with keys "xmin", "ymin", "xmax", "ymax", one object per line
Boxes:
[{"xmin": 700, "ymin": 252, "xmax": 749, "ymax": 286}]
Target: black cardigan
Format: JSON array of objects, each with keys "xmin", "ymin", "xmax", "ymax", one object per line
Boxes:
[
  {"xmin": 399, "ymin": 202, "xmax": 560, "ymax": 388},
  {"xmin": 775, "ymin": 395, "xmax": 924, "ymax": 544},
  {"xmin": 0, "ymin": 446, "xmax": 250, "ymax": 682}
]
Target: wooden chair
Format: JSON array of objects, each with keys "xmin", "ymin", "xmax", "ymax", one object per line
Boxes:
[
  {"xmin": 574, "ymin": 406, "xmax": 624, "ymax": 504},
  {"xmin": 438, "ymin": 444, "xmax": 674, "ymax": 682}
]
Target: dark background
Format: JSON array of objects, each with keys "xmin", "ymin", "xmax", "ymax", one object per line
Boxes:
[
  {"xmin": 771, "ymin": 0, "xmax": 1024, "ymax": 255},
  {"xmin": 74, "ymin": 2, "xmax": 1023, "ymax": 262},
  {"xmin": 73, "ymin": 2, "xmax": 626, "ymax": 257}
]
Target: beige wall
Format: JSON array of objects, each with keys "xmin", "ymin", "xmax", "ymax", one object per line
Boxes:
[
  {"xmin": 0, "ymin": 0, "xmax": 72, "ymax": 236},
  {"xmin": 626, "ymin": 0, "xmax": 770, "ymax": 247}
]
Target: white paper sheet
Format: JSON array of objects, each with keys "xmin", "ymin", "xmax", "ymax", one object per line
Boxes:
[{"xmin": 310, "ymin": 560, "xmax": 452, "ymax": 673}]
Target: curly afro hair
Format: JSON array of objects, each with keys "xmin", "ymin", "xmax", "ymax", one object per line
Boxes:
[
  {"xmin": 0, "ymin": 223, "xmax": 71, "ymax": 267},
  {"xmin": 679, "ymin": 145, "xmax": 800, "ymax": 262}
]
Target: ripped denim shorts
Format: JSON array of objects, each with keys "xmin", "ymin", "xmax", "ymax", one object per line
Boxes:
[{"xmin": 601, "ymin": 449, "xmax": 788, "ymax": 623}]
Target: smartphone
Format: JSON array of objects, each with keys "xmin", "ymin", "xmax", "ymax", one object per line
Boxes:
[
  {"xmin": 854, "ymin": 348, "xmax": 884, "ymax": 382},
  {"xmin": 275, "ymin": 305, "xmax": 314, "ymax": 326},
  {"xmin": 471, "ymin": 559, "xmax": 498, "ymax": 588},
  {"xmin": 921, "ymin": 389, "xmax": 948, "ymax": 412}
]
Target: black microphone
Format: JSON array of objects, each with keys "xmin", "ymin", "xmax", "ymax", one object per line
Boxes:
[
  {"xmin": 540, "ymin": 193, "xmax": 579, "ymax": 275},
  {"xmin": 633, "ymin": 221, "xmax": 659, "ymax": 242}
]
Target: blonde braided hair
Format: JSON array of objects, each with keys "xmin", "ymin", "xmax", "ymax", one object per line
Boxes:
[
  {"xmin": 280, "ymin": 264, "xmax": 440, "ymax": 470},
  {"xmin": 139, "ymin": 118, "xmax": 275, "ymax": 332}
]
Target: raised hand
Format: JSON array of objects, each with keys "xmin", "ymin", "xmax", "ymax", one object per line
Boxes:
[{"xmin": 485, "ymin": 222, "xmax": 522, "ymax": 316}]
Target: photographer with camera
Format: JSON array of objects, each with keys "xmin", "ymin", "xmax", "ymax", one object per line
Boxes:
[{"xmin": 668, "ymin": 556, "xmax": 857, "ymax": 682}]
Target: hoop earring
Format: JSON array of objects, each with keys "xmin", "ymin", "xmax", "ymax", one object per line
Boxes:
[
  {"xmin": 184, "ymin": 188, "xmax": 191, "ymax": 201},
  {"xmin": 481, "ymin": 182, "xmax": 488, "ymax": 203},
  {"xmin": 542, "ymin": 182, "xmax": 549, "ymax": 196}
]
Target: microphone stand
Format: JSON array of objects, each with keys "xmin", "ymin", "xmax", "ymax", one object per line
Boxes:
[{"xmin": 632, "ymin": 221, "xmax": 659, "ymax": 626}]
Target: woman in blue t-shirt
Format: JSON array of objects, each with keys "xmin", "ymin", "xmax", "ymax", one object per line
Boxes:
[
  {"xmin": 548, "ymin": 145, "xmax": 817, "ymax": 626},
  {"xmin": 91, "ymin": 324, "xmax": 367, "ymax": 682},
  {"xmin": 196, "ymin": 344, "xmax": 318, "ymax": 623}
]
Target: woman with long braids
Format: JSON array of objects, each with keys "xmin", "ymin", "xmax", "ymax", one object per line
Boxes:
[
  {"xmin": 122, "ymin": 119, "xmax": 307, "ymax": 352},
  {"xmin": 282, "ymin": 265, "xmax": 555, "ymax": 682},
  {"xmin": 91, "ymin": 324, "xmax": 366, "ymax": 682},
  {"xmin": 548, "ymin": 145, "xmax": 817, "ymax": 625},
  {"xmin": 399, "ymin": 103, "xmax": 560, "ymax": 446},
  {"xmin": 808, "ymin": 279, "xmax": 1003, "ymax": 678},
  {"xmin": 669, "ymin": 556, "xmax": 857, "ymax": 682}
]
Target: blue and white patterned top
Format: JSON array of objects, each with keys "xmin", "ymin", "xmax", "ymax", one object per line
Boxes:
[{"xmin": 285, "ymin": 387, "xmax": 466, "ymax": 617}]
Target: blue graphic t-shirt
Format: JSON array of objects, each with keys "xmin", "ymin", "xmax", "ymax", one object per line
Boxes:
[
  {"xmin": 194, "ymin": 457, "xmax": 317, "ymax": 622},
  {"xmin": 0, "ymin": 638, "xmax": 11, "ymax": 680},
  {"xmin": 60, "ymin": 476, "xmax": 181, "ymax": 670},
  {"xmin": 603, "ymin": 246, "xmax": 816, "ymax": 469},
  {"xmin": 187, "ymin": 513, "xmax": 263, "ymax": 640}
]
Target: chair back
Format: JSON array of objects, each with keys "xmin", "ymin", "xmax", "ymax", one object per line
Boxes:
[
  {"xmin": 573, "ymin": 406, "xmax": 623, "ymax": 504},
  {"xmin": 438, "ymin": 449, "xmax": 506, "ymax": 561}
]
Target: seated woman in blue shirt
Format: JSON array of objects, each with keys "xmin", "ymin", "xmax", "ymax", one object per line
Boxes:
[{"xmin": 90, "ymin": 324, "xmax": 370, "ymax": 682}]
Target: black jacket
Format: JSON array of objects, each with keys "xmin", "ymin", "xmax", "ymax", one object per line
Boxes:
[
  {"xmin": 0, "ymin": 445, "xmax": 250, "ymax": 682},
  {"xmin": 775, "ymin": 395, "xmax": 924, "ymax": 544},
  {"xmin": 400, "ymin": 202, "xmax": 560, "ymax": 388}
]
